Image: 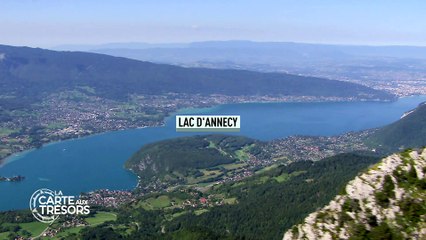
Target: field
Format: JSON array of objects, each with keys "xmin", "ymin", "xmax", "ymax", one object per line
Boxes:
[
  {"xmin": 223, "ymin": 197, "xmax": 237, "ymax": 204},
  {"xmin": 50, "ymin": 212, "xmax": 117, "ymax": 239},
  {"xmin": 85, "ymin": 212, "xmax": 117, "ymax": 226},
  {"xmin": 194, "ymin": 209, "xmax": 209, "ymax": 216},
  {"xmin": 0, "ymin": 128, "xmax": 18, "ymax": 138},
  {"xmin": 255, "ymin": 163, "xmax": 282, "ymax": 174},
  {"xmin": 0, "ymin": 232, "xmax": 9, "ymax": 240},
  {"xmin": 235, "ymin": 145, "xmax": 255, "ymax": 161},
  {"xmin": 0, "ymin": 222, "xmax": 48, "ymax": 240},
  {"xmin": 48, "ymin": 226, "xmax": 84, "ymax": 239},
  {"xmin": 219, "ymin": 162, "xmax": 247, "ymax": 170},
  {"xmin": 0, "ymin": 211, "xmax": 116, "ymax": 240},
  {"xmin": 136, "ymin": 195, "xmax": 180, "ymax": 210}
]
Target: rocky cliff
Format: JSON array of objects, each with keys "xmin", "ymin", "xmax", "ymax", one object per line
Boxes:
[{"xmin": 283, "ymin": 148, "xmax": 426, "ymax": 240}]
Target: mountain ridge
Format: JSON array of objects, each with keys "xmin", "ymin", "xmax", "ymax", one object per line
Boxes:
[
  {"xmin": 0, "ymin": 44, "xmax": 393, "ymax": 102},
  {"xmin": 283, "ymin": 148, "xmax": 426, "ymax": 240},
  {"xmin": 55, "ymin": 41, "xmax": 426, "ymax": 59},
  {"xmin": 366, "ymin": 102, "xmax": 426, "ymax": 152}
]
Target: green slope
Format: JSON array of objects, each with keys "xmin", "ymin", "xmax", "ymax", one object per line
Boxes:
[
  {"xmin": 125, "ymin": 135, "xmax": 258, "ymax": 183},
  {"xmin": 164, "ymin": 153, "xmax": 379, "ymax": 240},
  {"xmin": 366, "ymin": 102, "xmax": 426, "ymax": 151},
  {"xmin": 77, "ymin": 153, "xmax": 378, "ymax": 240}
]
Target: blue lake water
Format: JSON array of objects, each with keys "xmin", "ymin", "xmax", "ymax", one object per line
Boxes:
[{"xmin": 1, "ymin": 95, "xmax": 426, "ymax": 211}]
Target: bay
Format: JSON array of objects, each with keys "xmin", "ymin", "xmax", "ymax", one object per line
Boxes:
[{"xmin": 1, "ymin": 95, "xmax": 426, "ymax": 211}]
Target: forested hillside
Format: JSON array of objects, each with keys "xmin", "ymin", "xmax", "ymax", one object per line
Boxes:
[
  {"xmin": 125, "ymin": 135, "xmax": 260, "ymax": 185},
  {"xmin": 0, "ymin": 44, "xmax": 394, "ymax": 110},
  {"xmin": 366, "ymin": 102, "xmax": 426, "ymax": 152}
]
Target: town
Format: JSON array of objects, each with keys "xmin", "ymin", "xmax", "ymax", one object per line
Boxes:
[{"xmin": 265, "ymin": 130, "xmax": 376, "ymax": 162}]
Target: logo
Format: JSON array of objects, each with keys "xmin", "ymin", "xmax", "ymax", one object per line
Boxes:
[{"xmin": 29, "ymin": 188, "xmax": 90, "ymax": 223}]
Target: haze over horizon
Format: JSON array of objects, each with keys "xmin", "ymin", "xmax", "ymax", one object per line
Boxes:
[{"xmin": 1, "ymin": 0, "xmax": 425, "ymax": 48}]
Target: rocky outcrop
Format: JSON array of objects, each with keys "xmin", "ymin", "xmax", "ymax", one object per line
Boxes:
[{"xmin": 283, "ymin": 148, "xmax": 426, "ymax": 240}]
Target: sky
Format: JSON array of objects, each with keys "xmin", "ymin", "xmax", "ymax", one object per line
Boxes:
[{"xmin": 1, "ymin": 0, "xmax": 425, "ymax": 48}]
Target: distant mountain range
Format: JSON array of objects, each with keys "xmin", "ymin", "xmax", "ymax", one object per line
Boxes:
[
  {"xmin": 54, "ymin": 41, "xmax": 426, "ymax": 74},
  {"xmin": 55, "ymin": 41, "xmax": 426, "ymax": 61},
  {"xmin": 0, "ymin": 44, "xmax": 393, "ymax": 107},
  {"xmin": 54, "ymin": 41, "xmax": 426, "ymax": 91}
]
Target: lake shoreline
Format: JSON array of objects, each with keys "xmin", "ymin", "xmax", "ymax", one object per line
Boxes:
[
  {"xmin": 1, "ymin": 96, "xmax": 426, "ymax": 211},
  {"xmin": 1, "ymin": 97, "xmax": 399, "ymax": 167}
]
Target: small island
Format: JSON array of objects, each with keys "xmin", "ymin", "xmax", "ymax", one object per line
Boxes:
[{"xmin": 0, "ymin": 175, "xmax": 25, "ymax": 182}]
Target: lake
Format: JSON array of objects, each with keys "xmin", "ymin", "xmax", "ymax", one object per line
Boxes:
[{"xmin": 1, "ymin": 95, "xmax": 426, "ymax": 211}]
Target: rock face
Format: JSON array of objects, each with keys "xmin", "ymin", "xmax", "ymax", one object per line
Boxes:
[{"xmin": 283, "ymin": 148, "xmax": 426, "ymax": 240}]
